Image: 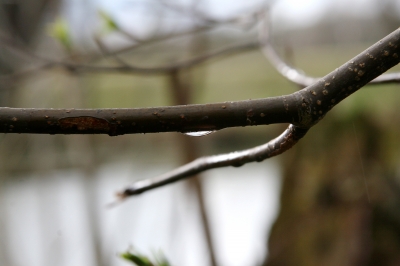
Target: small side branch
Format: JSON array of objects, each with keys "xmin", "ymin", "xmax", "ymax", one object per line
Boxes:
[
  {"xmin": 116, "ymin": 124, "xmax": 308, "ymax": 198},
  {"xmin": 0, "ymin": 9, "xmax": 260, "ymax": 81},
  {"xmin": 63, "ymin": 42, "xmax": 259, "ymax": 75},
  {"xmin": 258, "ymin": 12, "xmax": 400, "ymax": 87}
]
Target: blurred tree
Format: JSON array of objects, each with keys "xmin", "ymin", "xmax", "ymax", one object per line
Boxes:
[
  {"xmin": 263, "ymin": 6, "xmax": 400, "ymax": 264},
  {"xmin": 265, "ymin": 111, "xmax": 400, "ymax": 266}
]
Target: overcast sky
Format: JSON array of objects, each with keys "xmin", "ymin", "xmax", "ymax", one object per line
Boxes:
[
  {"xmin": 62, "ymin": 0, "xmax": 400, "ymax": 48},
  {"xmin": 93, "ymin": 0, "xmax": 400, "ymax": 28}
]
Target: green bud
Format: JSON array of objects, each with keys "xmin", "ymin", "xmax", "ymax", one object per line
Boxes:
[
  {"xmin": 48, "ymin": 17, "xmax": 72, "ymax": 51},
  {"xmin": 98, "ymin": 10, "xmax": 119, "ymax": 33}
]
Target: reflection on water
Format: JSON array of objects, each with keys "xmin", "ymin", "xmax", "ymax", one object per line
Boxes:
[{"xmin": 0, "ymin": 160, "xmax": 281, "ymax": 266}]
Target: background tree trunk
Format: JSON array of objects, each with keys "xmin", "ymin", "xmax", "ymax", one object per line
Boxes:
[{"xmin": 265, "ymin": 110, "xmax": 400, "ymax": 266}]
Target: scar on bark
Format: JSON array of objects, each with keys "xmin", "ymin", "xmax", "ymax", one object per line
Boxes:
[{"xmin": 59, "ymin": 116, "xmax": 118, "ymax": 135}]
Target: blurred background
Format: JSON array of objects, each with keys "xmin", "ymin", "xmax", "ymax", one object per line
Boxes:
[{"xmin": 1, "ymin": 0, "xmax": 400, "ymax": 265}]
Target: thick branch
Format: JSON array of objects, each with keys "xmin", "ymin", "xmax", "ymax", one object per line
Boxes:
[
  {"xmin": 2, "ymin": 28, "xmax": 400, "ymax": 136},
  {"xmin": 258, "ymin": 14, "xmax": 400, "ymax": 87},
  {"xmin": 0, "ymin": 96, "xmax": 296, "ymax": 135},
  {"xmin": 112, "ymin": 27, "xmax": 400, "ymax": 198},
  {"xmin": 293, "ymin": 28, "xmax": 400, "ymax": 128}
]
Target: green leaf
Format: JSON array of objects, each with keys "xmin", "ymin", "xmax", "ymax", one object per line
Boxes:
[
  {"xmin": 120, "ymin": 250, "xmax": 171, "ymax": 266},
  {"xmin": 120, "ymin": 251, "xmax": 154, "ymax": 266},
  {"xmin": 48, "ymin": 17, "xmax": 72, "ymax": 51},
  {"xmin": 98, "ymin": 10, "xmax": 119, "ymax": 33}
]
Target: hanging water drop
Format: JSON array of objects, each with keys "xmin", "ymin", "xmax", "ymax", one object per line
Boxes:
[{"xmin": 184, "ymin": 131, "xmax": 215, "ymax": 137}]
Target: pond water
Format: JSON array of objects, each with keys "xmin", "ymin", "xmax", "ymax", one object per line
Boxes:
[{"xmin": 0, "ymin": 160, "xmax": 281, "ymax": 266}]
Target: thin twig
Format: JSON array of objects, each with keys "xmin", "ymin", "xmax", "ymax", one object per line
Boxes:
[
  {"xmin": 116, "ymin": 124, "xmax": 308, "ymax": 198},
  {"xmin": 93, "ymin": 36, "xmax": 130, "ymax": 67},
  {"xmin": 0, "ymin": 10, "xmax": 261, "ymax": 81},
  {"xmin": 62, "ymin": 41, "xmax": 259, "ymax": 74},
  {"xmin": 258, "ymin": 12, "xmax": 400, "ymax": 87}
]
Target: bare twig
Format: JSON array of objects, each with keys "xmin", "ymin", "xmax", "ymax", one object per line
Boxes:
[
  {"xmin": 116, "ymin": 124, "xmax": 308, "ymax": 198},
  {"xmin": 61, "ymin": 41, "xmax": 259, "ymax": 74},
  {"xmin": 0, "ymin": 38, "xmax": 258, "ymax": 81},
  {"xmin": 93, "ymin": 36, "xmax": 130, "ymax": 67},
  {"xmin": 258, "ymin": 12, "xmax": 400, "ymax": 87},
  {"xmin": 0, "ymin": 9, "xmax": 260, "ymax": 81}
]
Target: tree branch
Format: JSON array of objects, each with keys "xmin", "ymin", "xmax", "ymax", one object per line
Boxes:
[
  {"xmin": 0, "ymin": 10, "xmax": 260, "ymax": 81},
  {"xmin": 0, "ymin": 96, "xmax": 295, "ymax": 135},
  {"xmin": 2, "ymin": 28, "xmax": 400, "ymax": 136},
  {"xmin": 113, "ymin": 27, "xmax": 400, "ymax": 199},
  {"xmin": 61, "ymin": 42, "xmax": 259, "ymax": 75},
  {"xmin": 116, "ymin": 124, "xmax": 308, "ymax": 198},
  {"xmin": 2, "ymin": 24, "xmax": 400, "ymax": 200},
  {"xmin": 258, "ymin": 13, "xmax": 400, "ymax": 87}
]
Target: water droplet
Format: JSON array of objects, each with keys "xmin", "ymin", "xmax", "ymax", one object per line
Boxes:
[{"xmin": 184, "ymin": 131, "xmax": 215, "ymax": 137}]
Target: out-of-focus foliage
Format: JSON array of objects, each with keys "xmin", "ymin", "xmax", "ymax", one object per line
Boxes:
[
  {"xmin": 98, "ymin": 10, "xmax": 119, "ymax": 33},
  {"xmin": 121, "ymin": 250, "xmax": 170, "ymax": 266},
  {"xmin": 47, "ymin": 17, "xmax": 72, "ymax": 51}
]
